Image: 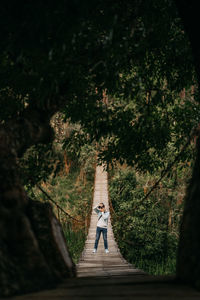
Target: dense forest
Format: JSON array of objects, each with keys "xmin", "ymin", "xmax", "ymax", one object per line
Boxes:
[{"xmin": 1, "ymin": 0, "xmax": 200, "ymax": 297}]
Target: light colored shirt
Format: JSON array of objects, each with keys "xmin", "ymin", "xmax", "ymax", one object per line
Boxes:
[{"xmin": 93, "ymin": 205, "xmax": 110, "ymax": 228}]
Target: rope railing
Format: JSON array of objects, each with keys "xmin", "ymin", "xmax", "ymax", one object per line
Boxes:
[{"xmin": 36, "ymin": 184, "xmax": 85, "ymax": 224}]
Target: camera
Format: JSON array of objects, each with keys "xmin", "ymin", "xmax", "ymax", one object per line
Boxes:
[{"xmin": 98, "ymin": 205, "xmax": 104, "ymax": 209}]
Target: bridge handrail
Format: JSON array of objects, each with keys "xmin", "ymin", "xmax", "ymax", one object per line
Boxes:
[{"xmin": 36, "ymin": 184, "xmax": 85, "ymax": 224}]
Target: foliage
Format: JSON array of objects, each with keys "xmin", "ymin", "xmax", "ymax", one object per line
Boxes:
[
  {"xmin": 1, "ymin": 0, "xmax": 199, "ymax": 272},
  {"xmin": 21, "ymin": 118, "xmax": 96, "ymax": 263},
  {"xmin": 19, "ymin": 143, "xmax": 60, "ymax": 189},
  {"xmin": 78, "ymin": 144, "xmax": 96, "ymax": 180},
  {"xmin": 63, "ymin": 227, "xmax": 86, "ymax": 264},
  {"xmin": 96, "ymin": 88, "xmax": 200, "ymax": 173},
  {"xmin": 109, "ymin": 163, "xmax": 191, "ymax": 274},
  {"xmin": 62, "ymin": 125, "xmax": 96, "ymax": 171},
  {"xmin": 1, "ymin": 1, "xmax": 200, "ymax": 293},
  {"xmin": 29, "ymin": 148, "xmax": 95, "ymax": 263},
  {"xmin": 0, "ymin": 0, "xmax": 198, "ymax": 175}
]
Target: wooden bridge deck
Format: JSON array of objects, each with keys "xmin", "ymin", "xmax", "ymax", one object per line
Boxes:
[
  {"xmin": 77, "ymin": 165, "xmax": 144, "ymax": 277},
  {"xmin": 10, "ymin": 166, "xmax": 200, "ymax": 299}
]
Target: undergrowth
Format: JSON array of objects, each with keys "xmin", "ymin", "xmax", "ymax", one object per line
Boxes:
[{"xmin": 109, "ymin": 164, "xmax": 191, "ymax": 275}]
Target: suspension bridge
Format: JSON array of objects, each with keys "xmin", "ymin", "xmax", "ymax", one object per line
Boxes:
[
  {"xmin": 77, "ymin": 165, "xmax": 144, "ymax": 277},
  {"xmin": 10, "ymin": 166, "xmax": 200, "ymax": 299}
]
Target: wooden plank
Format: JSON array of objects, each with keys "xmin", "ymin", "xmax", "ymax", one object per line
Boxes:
[
  {"xmin": 10, "ymin": 166, "xmax": 200, "ymax": 299},
  {"xmin": 76, "ymin": 165, "xmax": 144, "ymax": 277}
]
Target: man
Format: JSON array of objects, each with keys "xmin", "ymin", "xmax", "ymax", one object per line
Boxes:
[{"xmin": 93, "ymin": 202, "xmax": 110, "ymax": 253}]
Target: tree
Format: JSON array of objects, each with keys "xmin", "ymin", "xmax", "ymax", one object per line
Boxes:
[
  {"xmin": 0, "ymin": 0, "xmax": 200, "ymax": 296},
  {"xmin": 174, "ymin": 0, "xmax": 200, "ymax": 289}
]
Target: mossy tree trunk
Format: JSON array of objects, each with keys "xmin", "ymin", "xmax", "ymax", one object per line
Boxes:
[{"xmin": 0, "ymin": 109, "xmax": 75, "ymax": 297}]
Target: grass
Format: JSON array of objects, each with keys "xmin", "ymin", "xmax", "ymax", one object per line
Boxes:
[
  {"xmin": 31, "ymin": 164, "xmax": 95, "ymax": 264},
  {"xmin": 63, "ymin": 226, "xmax": 86, "ymax": 263},
  {"xmin": 133, "ymin": 256, "xmax": 177, "ymax": 275}
]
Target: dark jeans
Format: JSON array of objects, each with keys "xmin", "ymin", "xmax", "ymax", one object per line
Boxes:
[{"xmin": 94, "ymin": 226, "xmax": 108, "ymax": 250}]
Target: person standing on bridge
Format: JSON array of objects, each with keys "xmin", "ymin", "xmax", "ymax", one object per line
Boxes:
[{"xmin": 93, "ymin": 203, "xmax": 110, "ymax": 253}]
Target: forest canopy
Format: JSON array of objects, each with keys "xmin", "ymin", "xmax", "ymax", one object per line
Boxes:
[{"xmin": 0, "ymin": 0, "xmax": 198, "ymax": 172}]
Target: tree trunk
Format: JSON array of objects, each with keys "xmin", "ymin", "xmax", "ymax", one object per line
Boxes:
[
  {"xmin": 0, "ymin": 113, "xmax": 75, "ymax": 297},
  {"xmin": 27, "ymin": 200, "xmax": 76, "ymax": 280},
  {"xmin": 175, "ymin": 1, "xmax": 200, "ymax": 288},
  {"xmin": 177, "ymin": 136, "xmax": 200, "ymax": 288}
]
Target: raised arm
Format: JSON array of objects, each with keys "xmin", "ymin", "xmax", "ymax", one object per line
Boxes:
[{"xmin": 93, "ymin": 205, "xmax": 100, "ymax": 214}]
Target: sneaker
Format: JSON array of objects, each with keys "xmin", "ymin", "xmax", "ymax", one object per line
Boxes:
[
  {"xmin": 105, "ymin": 249, "xmax": 109, "ymax": 253},
  {"xmin": 93, "ymin": 249, "xmax": 97, "ymax": 253}
]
